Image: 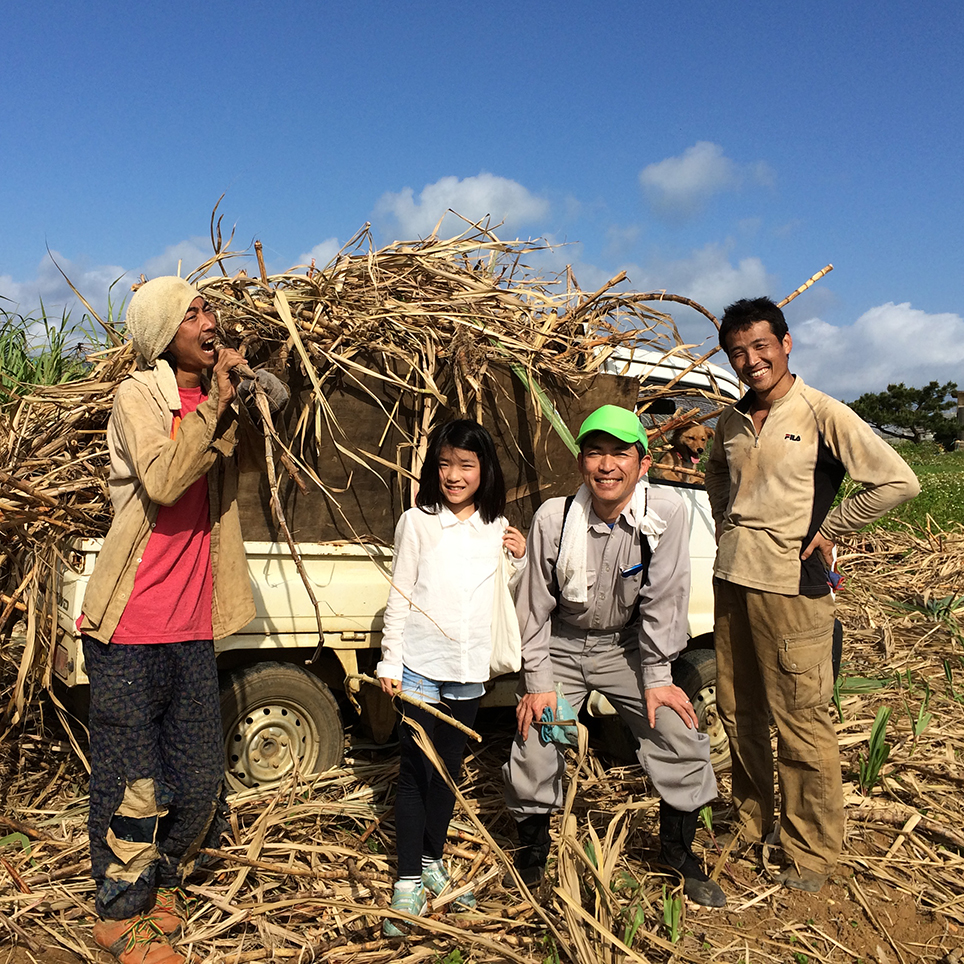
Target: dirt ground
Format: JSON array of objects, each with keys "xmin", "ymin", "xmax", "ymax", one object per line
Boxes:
[
  {"xmin": 1, "ymin": 864, "xmax": 958, "ymax": 964},
  {"xmin": 2, "ymin": 721, "xmax": 963, "ymax": 964},
  {"xmin": 4, "ymin": 579, "xmax": 964, "ymax": 962}
]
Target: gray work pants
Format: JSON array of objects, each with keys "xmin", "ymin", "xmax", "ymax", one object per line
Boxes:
[{"xmin": 503, "ymin": 626, "xmax": 718, "ymax": 816}]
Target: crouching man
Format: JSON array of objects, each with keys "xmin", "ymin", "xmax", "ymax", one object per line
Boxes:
[
  {"xmin": 502, "ymin": 405, "xmax": 725, "ymax": 907},
  {"xmin": 78, "ymin": 277, "xmax": 287, "ymax": 963}
]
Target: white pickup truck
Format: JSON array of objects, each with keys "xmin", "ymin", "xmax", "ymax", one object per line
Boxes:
[{"xmin": 53, "ymin": 349, "xmax": 741, "ymax": 790}]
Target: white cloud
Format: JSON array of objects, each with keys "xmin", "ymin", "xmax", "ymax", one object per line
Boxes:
[
  {"xmin": 374, "ymin": 173, "xmax": 550, "ymax": 239},
  {"xmin": 0, "ymin": 240, "xmax": 228, "ymax": 329},
  {"xmin": 0, "ymin": 251, "xmax": 128, "ymax": 326},
  {"xmin": 141, "ymin": 238, "xmax": 211, "ymax": 280},
  {"xmin": 790, "ymin": 302, "xmax": 964, "ymax": 400},
  {"xmin": 297, "ymin": 238, "xmax": 341, "ymax": 269},
  {"xmin": 598, "ymin": 243, "xmax": 777, "ymax": 349},
  {"xmin": 631, "ymin": 243, "xmax": 774, "ymax": 313},
  {"xmin": 604, "ymin": 224, "xmax": 641, "ymax": 258},
  {"xmin": 639, "ymin": 142, "xmax": 775, "ymax": 218}
]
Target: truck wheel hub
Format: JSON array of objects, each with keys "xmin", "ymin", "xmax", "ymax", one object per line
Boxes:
[{"xmin": 226, "ymin": 703, "xmax": 311, "ymax": 788}]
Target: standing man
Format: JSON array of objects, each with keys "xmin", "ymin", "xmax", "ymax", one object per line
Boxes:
[
  {"xmin": 79, "ymin": 277, "xmax": 287, "ymax": 964},
  {"xmin": 503, "ymin": 404, "xmax": 725, "ymax": 908},
  {"xmin": 706, "ymin": 297, "xmax": 919, "ymax": 892}
]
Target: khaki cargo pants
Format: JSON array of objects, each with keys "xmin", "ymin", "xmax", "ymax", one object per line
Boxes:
[{"xmin": 714, "ymin": 580, "xmax": 842, "ymax": 877}]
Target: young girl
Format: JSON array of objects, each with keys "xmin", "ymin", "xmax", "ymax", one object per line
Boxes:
[{"xmin": 377, "ymin": 419, "xmax": 525, "ymax": 935}]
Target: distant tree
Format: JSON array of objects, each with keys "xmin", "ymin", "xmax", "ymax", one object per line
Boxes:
[{"xmin": 847, "ymin": 381, "xmax": 959, "ymax": 448}]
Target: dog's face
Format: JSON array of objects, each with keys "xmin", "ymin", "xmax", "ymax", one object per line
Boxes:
[{"xmin": 670, "ymin": 423, "xmax": 714, "ymax": 463}]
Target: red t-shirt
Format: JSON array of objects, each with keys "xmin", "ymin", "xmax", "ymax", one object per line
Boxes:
[{"xmin": 111, "ymin": 386, "xmax": 214, "ymax": 644}]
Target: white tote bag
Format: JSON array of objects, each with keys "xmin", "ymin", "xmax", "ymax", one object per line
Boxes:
[{"xmin": 489, "ymin": 547, "xmax": 522, "ymax": 676}]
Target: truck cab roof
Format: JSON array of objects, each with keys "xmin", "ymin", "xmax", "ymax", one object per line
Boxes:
[{"xmin": 601, "ymin": 345, "xmax": 742, "ymax": 402}]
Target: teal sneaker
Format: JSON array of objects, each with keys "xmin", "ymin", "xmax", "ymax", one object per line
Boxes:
[
  {"xmin": 383, "ymin": 881, "xmax": 427, "ymax": 937},
  {"xmin": 421, "ymin": 859, "xmax": 477, "ymax": 909}
]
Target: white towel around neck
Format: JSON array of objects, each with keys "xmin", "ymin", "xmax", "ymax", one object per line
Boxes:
[{"xmin": 556, "ymin": 477, "xmax": 667, "ymax": 605}]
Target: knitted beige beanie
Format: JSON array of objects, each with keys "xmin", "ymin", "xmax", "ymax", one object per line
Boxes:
[
  {"xmin": 126, "ymin": 276, "xmax": 199, "ymax": 365},
  {"xmin": 125, "ymin": 276, "xmax": 200, "ymax": 411}
]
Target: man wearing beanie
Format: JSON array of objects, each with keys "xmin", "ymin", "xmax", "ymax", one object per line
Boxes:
[
  {"xmin": 78, "ymin": 277, "xmax": 287, "ymax": 963},
  {"xmin": 502, "ymin": 405, "xmax": 725, "ymax": 907}
]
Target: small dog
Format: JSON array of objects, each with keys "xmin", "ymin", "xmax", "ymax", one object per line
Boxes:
[{"xmin": 653, "ymin": 421, "xmax": 714, "ymax": 483}]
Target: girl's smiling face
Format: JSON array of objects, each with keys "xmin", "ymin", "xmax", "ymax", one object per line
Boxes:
[{"xmin": 438, "ymin": 445, "xmax": 481, "ymax": 518}]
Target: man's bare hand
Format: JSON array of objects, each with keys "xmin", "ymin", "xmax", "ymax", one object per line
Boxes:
[
  {"xmin": 213, "ymin": 347, "xmax": 246, "ymax": 417},
  {"xmin": 645, "ymin": 684, "xmax": 699, "ymax": 729},
  {"xmin": 801, "ymin": 531, "xmax": 835, "ymax": 569},
  {"xmin": 516, "ymin": 690, "xmax": 556, "ymax": 740}
]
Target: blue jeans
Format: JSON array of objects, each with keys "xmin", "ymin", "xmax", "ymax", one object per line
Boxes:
[{"xmin": 401, "ymin": 665, "xmax": 485, "ymax": 702}]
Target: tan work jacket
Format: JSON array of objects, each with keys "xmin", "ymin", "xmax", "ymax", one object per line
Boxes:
[{"xmin": 79, "ymin": 367, "xmax": 257, "ymax": 643}]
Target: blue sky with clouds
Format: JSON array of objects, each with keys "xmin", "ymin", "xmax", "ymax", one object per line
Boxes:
[{"xmin": 3, "ymin": 0, "xmax": 963, "ymax": 400}]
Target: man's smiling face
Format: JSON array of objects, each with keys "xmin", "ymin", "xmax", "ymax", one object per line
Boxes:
[
  {"xmin": 724, "ymin": 319, "xmax": 793, "ymax": 402},
  {"xmin": 577, "ymin": 432, "xmax": 651, "ymax": 523}
]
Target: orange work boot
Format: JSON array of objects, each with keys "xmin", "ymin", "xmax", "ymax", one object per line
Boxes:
[
  {"xmin": 92, "ymin": 914, "xmax": 185, "ymax": 964},
  {"xmin": 151, "ymin": 887, "xmax": 193, "ymax": 938}
]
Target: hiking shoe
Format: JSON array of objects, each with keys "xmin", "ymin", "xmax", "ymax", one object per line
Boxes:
[
  {"xmin": 777, "ymin": 867, "xmax": 829, "ymax": 893},
  {"xmin": 151, "ymin": 887, "xmax": 193, "ymax": 938},
  {"xmin": 422, "ymin": 859, "xmax": 477, "ymax": 909},
  {"xmin": 382, "ymin": 881, "xmax": 428, "ymax": 938},
  {"xmin": 92, "ymin": 915, "xmax": 185, "ymax": 964}
]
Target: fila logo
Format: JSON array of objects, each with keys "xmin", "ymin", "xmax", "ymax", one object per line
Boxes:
[{"xmin": 785, "ymin": 434, "xmax": 801, "ymax": 441}]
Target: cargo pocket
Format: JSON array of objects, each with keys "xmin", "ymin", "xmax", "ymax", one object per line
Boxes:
[{"xmin": 777, "ymin": 627, "xmax": 833, "ymax": 709}]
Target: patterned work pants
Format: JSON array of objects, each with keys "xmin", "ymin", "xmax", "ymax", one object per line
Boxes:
[{"xmin": 83, "ymin": 636, "xmax": 224, "ymax": 919}]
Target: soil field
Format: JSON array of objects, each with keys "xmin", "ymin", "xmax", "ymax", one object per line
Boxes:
[{"xmin": 3, "ymin": 529, "xmax": 964, "ymax": 963}]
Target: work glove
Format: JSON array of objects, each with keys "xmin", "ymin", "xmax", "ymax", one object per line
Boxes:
[
  {"xmin": 539, "ymin": 686, "xmax": 578, "ymax": 747},
  {"xmin": 238, "ymin": 369, "xmax": 289, "ymax": 415}
]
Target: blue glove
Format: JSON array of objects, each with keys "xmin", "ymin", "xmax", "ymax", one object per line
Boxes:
[{"xmin": 539, "ymin": 691, "xmax": 578, "ymax": 747}]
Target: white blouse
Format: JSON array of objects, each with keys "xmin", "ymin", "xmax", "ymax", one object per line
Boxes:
[{"xmin": 376, "ymin": 505, "xmax": 523, "ymax": 684}]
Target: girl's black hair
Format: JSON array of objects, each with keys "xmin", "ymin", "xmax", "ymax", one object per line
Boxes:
[{"xmin": 416, "ymin": 419, "xmax": 506, "ymax": 524}]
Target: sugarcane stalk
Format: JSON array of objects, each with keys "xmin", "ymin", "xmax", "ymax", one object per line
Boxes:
[
  {"xmin": 636, "ymin": 291, "xmax": 720, "ymax": 330},
  {"xmin": 240, "ymin": 377, "xmax": 327, "ymax": 666},
  {"xmin": 778, "ymin": 264, "xmax": 834, "ymax": 307},
  {"xmin": 346, "ymin": 673, "xmax": 482, "ymax": 741}
]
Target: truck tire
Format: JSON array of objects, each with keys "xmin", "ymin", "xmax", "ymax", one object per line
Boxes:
[
  {"xmin": 672, "ymin": 648, "xmax": 730, "ymax": 772},
  {"xmin": 220, "ymin": 662, "xmax": 343, "ymax": 791}
]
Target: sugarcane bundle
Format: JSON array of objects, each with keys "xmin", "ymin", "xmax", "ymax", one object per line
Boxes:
[{"xmin": 0, "ymin": 223, "xmax": 732, "ymax": 552}]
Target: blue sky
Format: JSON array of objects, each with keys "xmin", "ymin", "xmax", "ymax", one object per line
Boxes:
[{"xmin": 3, "ymin": 0, "xmax": 963, "ymax": 400}]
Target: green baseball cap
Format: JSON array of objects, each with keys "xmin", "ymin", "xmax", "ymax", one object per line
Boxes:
[{"xmin": 576, "ymin": 405, "xmax": 649, "ymax": 453}]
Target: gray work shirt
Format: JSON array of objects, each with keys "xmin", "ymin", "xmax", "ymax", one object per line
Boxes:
[{"xmin": 516, "ymin": 485, "xmax": 691, "ymax": 693}]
